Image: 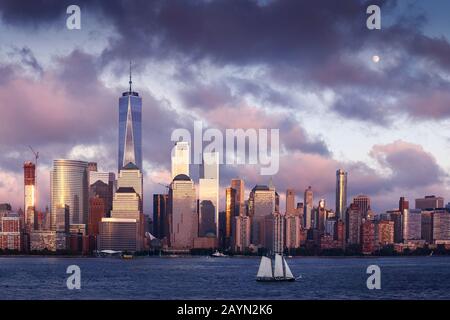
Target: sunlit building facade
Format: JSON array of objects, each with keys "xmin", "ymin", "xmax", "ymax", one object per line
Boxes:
[
  {"xmin": 234, "ymin": 214, "xmax": 251, "ymax": 253},
  {"xmin": 169, "ymin": 174, "xmax": 197, "ymax": 250},
  {"xmin": 304, "ymin": 186, "xmax": 313, "ymax": 229},
  {"xmin": 264, "ymin": 212, "xmax": 285, "ymax": 254},
  {"xmin": 24, "ymin": 161, "xmax": 36, "ymax": 232},
  {"xmin": 171, "ymin": 141, "xmax": 190, "ymax": 179},
  {"xmin": 231, "ymin": 179, "xmax": 245, "ymax": 216},
  {"xmin": 117, "ymin": 163, "xmax": 143, "ymax": 211},
  {"xmin": 249, "ymin": 185, "xmax": 276, "ymax": 247},
  {"xmin": 403, "ymin": 208, "xmax": 422, "ymax": 241},
  {"xmin": 198, "ymin": 152, "xmax": 219, "ymax": 237},
  {"xmin": 336, "ymin": 169, "xmax": 347, "ymax": 221},
  {"xmin": 50, "ymin": 160, "xmax": 89, "ymax": 230},
  {"xmin": 352, "ymin": 194, "xmax": 370, "ymax": 218}
]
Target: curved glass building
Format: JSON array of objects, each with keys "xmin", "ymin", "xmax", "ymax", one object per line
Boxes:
[{"xmin": 50, "ymin": 159, "xmax": 89, "ymax": 230}]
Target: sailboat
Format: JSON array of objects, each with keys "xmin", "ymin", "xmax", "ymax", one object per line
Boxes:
[{"xmin": 256, "ymin": 254, "xmax": 296, "ymax": 282}]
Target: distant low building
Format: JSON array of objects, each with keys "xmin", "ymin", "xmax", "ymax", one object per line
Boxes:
[
  {"xmin": 0, "ymin": 216, "xmax": 21, "ymax": 251},
  {"xmin": 30, "ymin": 231, "xmax": 56, "ymax": 251},
  {"xmin": 98, "ymin": 218, "xmax": 141, "ymax": 252}
]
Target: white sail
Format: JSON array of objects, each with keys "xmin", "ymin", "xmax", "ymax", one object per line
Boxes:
[
  {"xmin": 283, "ymin": 258, "xmax": 294, "ymax": 279},
  {"xmin": 257, "ymin": 256, "xmax": 273, "ymax": 279},
  {"xmin": 274, "ymin": 254, "xmax": 284, "ymax": 278}
]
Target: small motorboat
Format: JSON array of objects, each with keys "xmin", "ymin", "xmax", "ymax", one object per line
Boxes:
[{"xmin": 210, "ymin": 250, "xmax": 228, "ymax": 257}]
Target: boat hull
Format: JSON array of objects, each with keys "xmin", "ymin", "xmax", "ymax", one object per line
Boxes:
[{"xmin": 256, "ymin": 277, "xmax": 296, "ymax": 282}]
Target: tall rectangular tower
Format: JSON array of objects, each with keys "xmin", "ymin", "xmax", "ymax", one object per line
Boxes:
[
  {"xmin": 336, "ymin": 169, "xmax": 348, "ymax": 221},
  {"xmin": 118, "ymin": 69, "xmax": 142, "ymax": 171},
  {"xmin": 24, "ymin": 161, "xmax": 36, "ymax": 232}
]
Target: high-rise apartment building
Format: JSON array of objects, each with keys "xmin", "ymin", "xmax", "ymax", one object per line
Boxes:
[
  {"xmin": 233, "ymin": 214, "xmax": 251, "ymax": 253},
  {"xmin": 361, "ymin": 219, "xmax": 375, "ymax": 254},
  {"xmin": 377, "ymin": 220, "xmax": 394, "ymax": 246},
  {"xmin": 346, "ymin": 203, "xmax": 361, "ymax": 245},
  {"xmin": 285, "ymin": 214, "xmax": 302, "ymax": 249}
]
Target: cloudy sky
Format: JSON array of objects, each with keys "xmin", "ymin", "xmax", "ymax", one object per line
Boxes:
[{"xmin": 1, "ymin": 0, "xmax": 450, "ymax": 214}]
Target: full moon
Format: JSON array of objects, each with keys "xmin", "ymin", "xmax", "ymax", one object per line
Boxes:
[{"xmin": 372, "ymin": 55, "xmax": 380, "ymax": 63}]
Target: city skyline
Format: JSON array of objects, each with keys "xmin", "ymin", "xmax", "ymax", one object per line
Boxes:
[{"xmin": 2, "ymin": 1, "xmax": 450, "ymax": 215}]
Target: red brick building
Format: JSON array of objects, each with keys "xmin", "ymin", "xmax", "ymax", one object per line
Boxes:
[{"xmin": 361, "ymin": 220, "xmax": 375, "ymax": 254}]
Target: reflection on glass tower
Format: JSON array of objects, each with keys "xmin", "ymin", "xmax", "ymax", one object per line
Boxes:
[{"xmin": 118, "ymin": 63, "xmax": 142, "ymax": 171}]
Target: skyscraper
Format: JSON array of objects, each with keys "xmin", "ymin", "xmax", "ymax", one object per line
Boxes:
[
  {"xmin": 399, "ymin": 196, "xmax": 409, "ymax": 213},
  {"xmin": 225, "ymin": 187, "xmax": 236, "ymax": 246},
  {"xmin": 117, "ymin": 162, "xmax": 143, "ymax": 212},
  {"xmin": 432, "ymin": 209, "xmax": 450, "ymax": 242},
  {"xmin": 286, "ymin": 189, "xmax": 296, "ymax": 215},
  {"xmin": 346, "ymin": 203, "xmax": 361, "ymax": 245},
  {"xmin": 198, "ymin": 152, "xmax": 219, "ymax": 237},
  {"xmin": 153, "ymin": 194, "xmax": 168, "ymax": 239},
  {"xmin": 98, "ymin": 186, "xmax": 143, "ymax": 252},
  {"xmin": 361, "ymin": 220, "xmax": 375, "ymax": 254},
  {"xmin": 118, "ymin": 66, "xmax": 142, "ymax": 171},
  {"xmin": 89, "ymin": 171, "xmax": 116, "ymax": 215},
  {"xmin": 353, "ymin": 195, "xmax": 371, "ymax": 218},
  {"xmin": 169, "ymin": 174, "xmax": 198, "ymax": 250},
  {"xmin": 248, "ymin": 185, "xmax": 276, "ymax": 247},
  {"xmin": 336, "ymin": 169, "xmax": 347, "ymax": 221},
  {"xmin": 171, "ymin": 141, "xmax": 190, "ymax": 179},
  {"xmin": 285, "ymin": 214, "xmax": 302, "ymax": 249},
  {"xmin": 231, "ymin": 179, "xmax": 245, "ymax": 216},
  {"xmin": 51, "ymin": 160, "xmax": 89, "ymax": 230},
  {"xmin": 234, "ymin": 214, "xmax": 251, "ymax": 253},
  {"xmin": 24, "ymin": 161, "xmax": 36, "ymax": 232},
  {"xmin": 304, "ymin": 186, "xmax": 313, "ymax": 229},
  {"xmin": 264, "ymin": 212, "xmax": 285, "ymax": 254},
  {"xmin": 403, "ymin": 208, "xmax": 422, "ymax": 241}
]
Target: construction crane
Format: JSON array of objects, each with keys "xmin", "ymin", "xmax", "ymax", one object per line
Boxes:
[{"xmin": 28, "ymin": 146, "xmax": 39, "ymax": 210}]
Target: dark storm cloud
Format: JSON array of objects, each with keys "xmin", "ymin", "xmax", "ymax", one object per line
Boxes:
[
  {"xmin": 4, "ymin": 0, "xmax": 450, "ymax": 122},
  {"xmin": 0, "ymin": 0, "xmax": 72, "ymax": 27}
]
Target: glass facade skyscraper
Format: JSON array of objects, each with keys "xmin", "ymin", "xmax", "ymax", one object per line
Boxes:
[
  {"xmin": 118, "ymin": 72, "xmax": 142, "ymax": 171},
  {"xmin": 50, "ymin": 160, "xmax": 89, "ymax": 230}
]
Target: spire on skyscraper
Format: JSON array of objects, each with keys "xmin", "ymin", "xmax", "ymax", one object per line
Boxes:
[{"xmin": 129, "ymin": 61, "xmax": 132, "ymax": 93}]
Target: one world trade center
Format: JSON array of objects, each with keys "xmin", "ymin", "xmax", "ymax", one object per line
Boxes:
[{"xmin": 118, "ymin": 64, "xmax": 142, "ymax": 171}]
